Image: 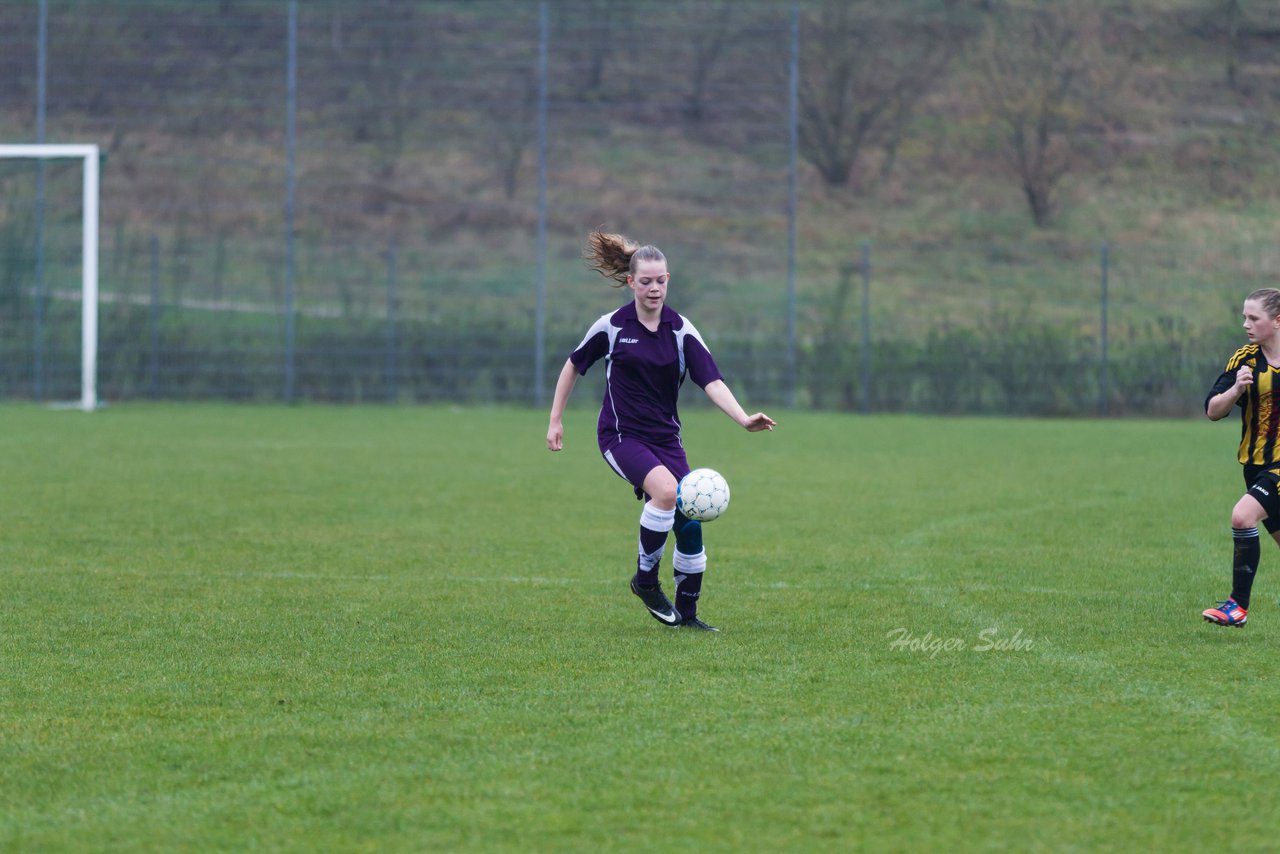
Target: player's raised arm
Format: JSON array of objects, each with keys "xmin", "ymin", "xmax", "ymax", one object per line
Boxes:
[
  {"xmin": 702, "ymin": 379, "xmax": 775, "ymax": 432},
  {"xmin": 546, "ymin": 359, "xmax": 579, "ymax": 451},
  {"xmin": 1206, "ymin": 363, "xmax": 1252, "ymax": 421}
]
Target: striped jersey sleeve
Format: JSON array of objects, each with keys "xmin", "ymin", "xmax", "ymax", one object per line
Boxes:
[
  {"xmin": 1206, "ymin": 344, "xmax": 1257, "ymax": 411},
  {"xmin": 569, "ymin": 312, "xmax": 619, "ymax": 376},
  {"xmin": 1226, "ymin": 344, "xmax": 1259, "ymax": 372},
  {"xmin": 674, "ymin": 316, "xmax": 723, "ymax": 389},
  {"xmin": 1208, "ymin": 344, "xmax": 1280, "ymax": 465}
]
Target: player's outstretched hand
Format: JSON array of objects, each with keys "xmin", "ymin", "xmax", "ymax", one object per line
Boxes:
[{"xmin": 743, "ymin": 412, "xmax": 776, "ymax": 432}]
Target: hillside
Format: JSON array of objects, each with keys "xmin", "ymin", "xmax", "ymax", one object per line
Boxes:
[{"xmin": 0, "ymin": 0, "xmax": 1277, "ymax": 411}]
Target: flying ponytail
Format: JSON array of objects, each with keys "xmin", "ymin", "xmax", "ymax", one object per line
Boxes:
[{"xmin": 585, "ymin": 230, "xmax": 666, "ymax": 288}]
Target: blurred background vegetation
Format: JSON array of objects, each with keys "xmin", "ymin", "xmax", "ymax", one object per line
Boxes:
[{"xmin": 0, "ymin": 0, "xmax": 1277, "ymax": 414}]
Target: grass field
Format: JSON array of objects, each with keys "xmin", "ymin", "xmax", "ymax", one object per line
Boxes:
[{"xmin": 2, "ymin": 403, "xmax": 1277, "ymax": 851}]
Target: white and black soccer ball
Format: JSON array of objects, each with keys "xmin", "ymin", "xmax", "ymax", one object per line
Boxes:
[{"xmin": 676, "ymin": 468, "xmax": 731, "ymax": 522}]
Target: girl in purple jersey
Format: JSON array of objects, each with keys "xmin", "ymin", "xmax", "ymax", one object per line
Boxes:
[{"xmin": 546, "ymin": 230, "xmax": 776, "ymax": 631}]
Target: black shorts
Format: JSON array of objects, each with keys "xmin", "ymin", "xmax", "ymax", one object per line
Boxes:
[{"xmin": 1243, "ymin": 464, "xmax": 1280, "ymax": 532}]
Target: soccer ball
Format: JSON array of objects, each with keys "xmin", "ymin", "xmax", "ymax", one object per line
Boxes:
[{"xmin": 676, "ymin": 468, "xmax": 731, "ymax": 522}]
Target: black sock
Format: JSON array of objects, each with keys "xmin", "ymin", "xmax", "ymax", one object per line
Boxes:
[
  {"xmin": 635, "ymin": 503, "xmax": 674, "ymax": 587},
  {"xmin": 1231, "ymin": 526, "xmax": 1260, "ymax": 609},
  {"xmin": 636, "ymin": 525, "xmax": 666, "ymax": 587},
  {"xmin": 674, "ymin": 573, "xmax": 702, "ymax": 618},
  {"xmin": 674, "ymin": 569, "xmax": 704, "ymax": 618}
]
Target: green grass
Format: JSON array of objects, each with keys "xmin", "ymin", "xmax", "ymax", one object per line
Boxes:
[{"xmin": 2, "ymin": 403, "xmax": 1277, "ymax": 850}]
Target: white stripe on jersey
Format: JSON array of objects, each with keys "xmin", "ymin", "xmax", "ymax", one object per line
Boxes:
[
  {"xmin": 577, "ymin": 311, "xmax": 626, "ymax": 445},
  {"xmin": 604, "ymin": 345, "xmax": 622, "ymax": 445},
  {"xmin": 578, "ymin": 306, "xmax": 709, "ymax": 447},
  {"xmin": 673, "ymin": 315, "xmax": 711, "ymax": 379},
  {"xmin": 574, "ymin": 312, "xmax": 622, "ymax": 354}
]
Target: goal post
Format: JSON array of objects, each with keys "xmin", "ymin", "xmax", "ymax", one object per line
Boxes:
[{"xmin": 0, "ymin": 144, "xmax": 100, "ymax": 411}]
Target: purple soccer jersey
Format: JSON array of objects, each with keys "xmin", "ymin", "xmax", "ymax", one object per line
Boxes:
[{"xmin": 569, "ymin": 302, "xmax": 723, "ymax": 455}]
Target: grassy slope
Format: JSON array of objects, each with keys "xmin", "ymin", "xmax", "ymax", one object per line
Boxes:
[
  {"xmin": 3, "ymin": 2, "xmax": 1277, "ymax": 327},
  {"xmin": 2, "ymin": 403, "xmax": 1276, "ymax": 850}
]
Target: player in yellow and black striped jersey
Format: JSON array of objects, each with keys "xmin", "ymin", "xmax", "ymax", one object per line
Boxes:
[
  {"xmin": 1202, "ymin": 288, "xmax": 1280, "ymax": 627},
  {"xmin": 1209, "ymin": 342, "xmax": 1280, "ymax": 466}
]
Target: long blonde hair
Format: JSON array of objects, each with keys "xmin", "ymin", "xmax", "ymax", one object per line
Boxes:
[{"xmin": 584, "ymin": 230, "xmax": 666, "ymax": 288}]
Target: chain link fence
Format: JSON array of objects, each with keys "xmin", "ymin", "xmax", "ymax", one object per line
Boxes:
[{"xmin": 1, "ymin": 1, "xmax": 1274, "ymax": 416}]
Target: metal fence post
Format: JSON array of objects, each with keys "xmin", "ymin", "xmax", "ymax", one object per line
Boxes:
[
  {"xmin": 1100, "ymin": 240, "xmax": 1110, "ymax": 416},
  {"xmin": 785, "ymin": 0, "xmax": 799, "ymax": 408},
  {"xmin": 860, "ymin": 241, "xmax": 871, "ymax": 415},
  {"xmin": 284, "ymin": 0, "xmax": 298, "ymax": 403},
  {"xmin": 33, "ymin": 0, "xmax": 48, "ymax": 401},
  {"xmin": 149, "ymin": 235, "xmax": 160, "ymax": 398},
  {"xmin": 386, "ymin": 237, "xmax": 398, "ymax": 403},
  {"xmin": 534, "ymin": 0, "xmax": 549, "ymax": 408}
]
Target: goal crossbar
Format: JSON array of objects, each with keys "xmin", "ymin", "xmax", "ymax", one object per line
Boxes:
[{"xmin": 0, "ymin": 144, "xmax": 100, "ymax": 411}]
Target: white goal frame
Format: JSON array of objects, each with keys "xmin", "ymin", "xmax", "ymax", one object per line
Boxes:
[{"xmin": 0, "ymin": 144, "xmax": 100, "ymax": 411}]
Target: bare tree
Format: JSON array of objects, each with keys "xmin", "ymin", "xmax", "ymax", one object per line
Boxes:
[
  {"xmin": 556, "ymin": 0, "xmax": 635, "ymax": 101},
  {"xmin": 482, "ymin": 69, "xmax": 539, "ymax": 200},
  {"xmin": 683, "ymin": 1, "xmax": 734, "ymax": 124},
  {"xmin": 1225, "ymin": 0, "xmax": 1246, "ymax": 89},
  {"xmin": 798, "ymin": 2, "xmax": 963, "ymax": 191},
  {"xmin": 341, "ymin": 1, "xmax": 427, "ymax": 196},
  {"xmin": 1192, "ymin": 0, "xmax": 1280, "ymax": 92},
  {"xmin": 976, "ymin": 3, "xmax": 1131, "ymax": 227}
]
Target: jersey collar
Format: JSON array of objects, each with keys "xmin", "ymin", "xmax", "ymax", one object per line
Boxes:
[{"xmin": 619, "ymin": 301, "xmax": 678, "ymax": 326}]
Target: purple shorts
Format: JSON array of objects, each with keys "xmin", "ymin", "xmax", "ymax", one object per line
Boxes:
[{"xmin": 601, "ymin": 437, "xmax": 690, "ymax": 501}]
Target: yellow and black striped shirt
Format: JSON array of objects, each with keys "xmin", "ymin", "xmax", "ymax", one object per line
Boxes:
[{"xmin": 1209, "ymin": 344, "xmax": 1280, "ymax": 465}]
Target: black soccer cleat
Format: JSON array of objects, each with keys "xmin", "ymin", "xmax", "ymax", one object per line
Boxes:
[
  {"xmin": 678, "ymin": 615, "xmax": 719, "ymax": 632},
  {"xmin": 630, "ymin": 577, "xmax": 681, "ymax": 627}
]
